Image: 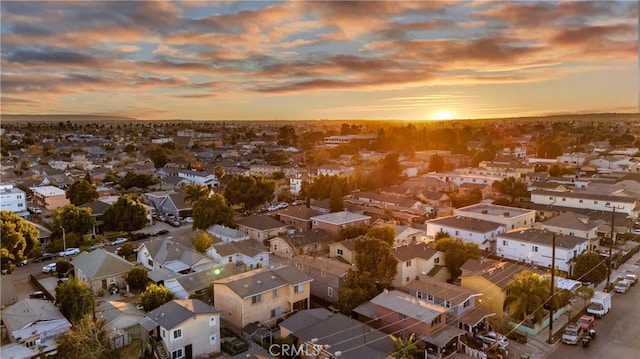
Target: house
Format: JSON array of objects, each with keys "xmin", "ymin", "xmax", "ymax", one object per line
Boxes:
[
  {"xmin": 530, "ymin": 189, "xmax": 638, "ymax": 218},
  {"xmin": 454, "ymin": 203, "xmax": 537, "ymax": 231},
  {"xmin": 163, "ymin": 263, "xmax": 243, "ymax": 300},
  {"xmin": 212, "ymin": 265, "xmax": 312, "ymax": 329},
  {"xmin": 404, "ymin": 276, "xmax": 491, "ymax": 333},
  {"xmin": 207, "ymin": 239, "xmax": 269, "ymax": 269},
  {"xmin": 269, "ymin": 229, "xmax": 331, "ymax": 259},
  {"xmin": 95, "ymin": 301, "xmax": 146, "ymax": 349},
  {"xmin": 426, "ymin": 216, "xmax": 506, "ymax": 252},
  {"xmin": 291, "ymin": 255, "xmax": 352, "ymax": 304},
  {"xmin": 328, "ymin": 237, "xmax": 357, "ymax": 264},
  {"xmin": 71, "ymin": 249, "xmax": 135, "ymax": 294},
  {"xmin": 310, "ymin": 211, "xmax": 371, "ymax": 235},
  {"xmin": 30, "ymin": 185, "xmax": 70, "ymax": 210},
  {"xmin": 79, "ymin": 200, "xmax": 111, "ymax": 233},
  {"xmin": 354, "ymin": 289, "xmax": 449, "ymax": 339},
  {"xmin": 277, "ymin": 206, "xmax": 322, "ymax": 231},
  {"xmin": 140, "ymin": 299, "xmax": 221, "ymax": 359},
  {"xmin": 137, "ymin": 237, "xmax": 214, "ymax": 274},
  {"xmin": 460, "ymin": 258, "xmax": 544, "ymax": 318},
  {"xmin": 249, "ymin": 164, "xmax": 282, "ymax": 177},
  {"xmin": 540, "ymin": 211, "xmax": 600, "ymax": 251},
  {"xmin": 206, "ymin": 224, "xmax": 248, "ymax": 243},
  {"xmin": 496, "ymin": 228, "xmax": 589, "ymax": 276},
  {"xmin": 1, "ymin": 299, "xmax": 72, "ymax": 356},
  {"xmin": 0, "ymin": 183, "xmax": 27, "ymax": 215},
  {"xmin": 279, "ymin": 308, "xmax": 394, "ymax": 359},
  {"xmin": 288, "ymin": 172, "xmax": 313, "ymax": 195},
  {"xmin": 236, "ymin": 215, "xmax": 288, "ymax": 242},
  {"xmin": 391, "ymin": 242, "xmax": 447, "ymax": 287},
  {"xmin": 177, "ymin": 169, "xmax": 218, "ymax": 188}
]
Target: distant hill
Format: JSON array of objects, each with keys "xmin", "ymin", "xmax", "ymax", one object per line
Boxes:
[{"xmin": 1, "ymin": 114, "xmax": 138, "ymax": 123}]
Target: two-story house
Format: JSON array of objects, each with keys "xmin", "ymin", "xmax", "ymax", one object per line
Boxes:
[
  {"xmin": 496, "ymin": 228, "xmax": 589, "ymax": 275},
  {"xmin": 540, "ymin": 211, "xmax": 600, "ymax": 252},
  {"xmin": 278, "ymin": 206, "xmax": 322, "ymax": 232},
  {"xmin": 137, "ymin": 238, "xmax": 214, "ymax": 274},
  {"xmin": 212, "ymin": 265, "xmax": 312, "ymax": 330},
  {"xmin": 426, "ymin": 216, "xmax": 506, "ymax": 253},
  {"xmin": 392, "ymin": 243, "xmax": 447, "ymax": 287},
  {"xmin": 236, "ymin": 215, "xmax": 288, "ymax": 243},
  {"xmin": 530, "ymin": 190, "xmax": 638, "ymax": 218},
  {"xmin": 291, "ymin": 255, "xmax": 352, "ymax": 305},
  {"xmin": 30, "ymin": 185, "xmax": 69, "ymax": 210},
  {"xmin": 310, "ymin": 211, "xmax": 371, "ymax": 235},
  {"xmin": 269, "ymin": 229, "xmax": 331, "ymax": 259},
  {"xmin": 0, "ymin": 183, "xmax": 27, "ymax": 215},
  {"xmin": 454, "ymin": 203, "xmax": 537, "ymax": 231},
  {"xmin": 141, "ymin": 299, "xmax": 221, "ymax": 359}
]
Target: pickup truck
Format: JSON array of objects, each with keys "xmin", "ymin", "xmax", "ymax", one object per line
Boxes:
[{"xmin": 562, "ymin": 323, "xmax": 584, "ymax": 345}]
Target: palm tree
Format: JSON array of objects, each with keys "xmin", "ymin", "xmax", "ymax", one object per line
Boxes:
[
  {"xmin": 214, "ymin": 165, "xmax": 225, "ymax": 187},
  {"xmin": 184, "ymin": 184, "xmax": 210, "ymax": 204},
  {"xmin": 390, "ymin": 333, "xmax": 419, "ymax": 359},
  {"xmin": 504, "ymin": 271, "xmax": 550, "ymax": 325}
]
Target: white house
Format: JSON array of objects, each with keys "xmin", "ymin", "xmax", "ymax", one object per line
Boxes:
[
  {"xmin": 0, "ymin": 183, "xmax": 27, "ymax": 214},
  {"xmin": 496, "ymin": 228, "xmax": 589, "ymax": 275},
  {"xmin": 207, "ymin": 240, "xmax": 269, "ymax": 269},
  {"xmin": 454, "ymin": 203, "xmax": 537, "ymax": 230},
  {"xmin": 177, "ymin": 169, "xmax": 218, "ymax": 188},
  {"xmin": 426, "ymin": 216, "xmax": 506, "ymax": 252},
  {"xmin": 531, "ymin": 190, "xmax": 638, "ymax": 218},
  {"xmin": 207, "ymin": 224, "xmax": 248, "ymax": 243}
]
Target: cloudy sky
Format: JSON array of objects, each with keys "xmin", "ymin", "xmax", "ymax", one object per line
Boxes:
[{"xmin": 1, "ymin": 1, "xmax": 637, "ymax": 121}]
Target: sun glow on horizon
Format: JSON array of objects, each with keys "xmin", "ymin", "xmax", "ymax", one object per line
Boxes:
[{"xmin": 433, "ymin": 111, "xmax": 455, "ymax": 120}]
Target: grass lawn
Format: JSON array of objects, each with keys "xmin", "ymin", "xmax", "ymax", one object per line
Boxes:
[{"xmin": 115, "ymin": 337, "xmax": 144, "ymax": 359}]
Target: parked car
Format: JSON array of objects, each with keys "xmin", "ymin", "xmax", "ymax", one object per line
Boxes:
[
  {"xmin": 34, "ymin": 253, "xmax": 56, "ymax": 262},
  {"xmin": 154, "ymin": 229, "xmax": 169, "ymax": 236},
  {"xmin": 477, "ymin": 331, "xmax": 509, "ymax": 348},
  {"xmin": 90, "ymin": 243, "xmax": 105, "ymax": 250},
  {"xmin": 614, "ymin": 279, "xmax": 631, "ymax": 293},
  {"xmin": 168, "ymin": 220, "xmax": 181, "ymax": 227},
  {"xmin": 562, "ymin": 323, "xmax": 584, "ymax": 345},
  {"xmin": 58, "ymin": 247, "xmax": 80, "ymax": 257},
  {"xmin": 292, "ymin": 200, "xmax": 304, "ymax": 206},
  {"xmin": 624, "ymin": 273, "xmax": 638, "ymax": 285},
  {"xmin": 267, "ymin": 204, "xmax": 278, "ymax": 211},
  {"xmin": 42, "ymin": 263, "xmax": 57, "ymax": 273},
  {"xmin": 28, "ymin": 207, "xmax": 42, "ymax": 214},
  {"xmin": 110, "ymin": 237, "xmax": 128, "ymax": 246},
  {"xmin": 276, "ymin": 202, "xmax": 289, "ymax": 209},
  {"xmin": 576, "ymin": 315, "xmax": 595, "ymax": 331},
  {"xmin": 30, "ymin": 291, "xmax": 47, "ymax": 299},
  {"xmin": 183, "ymin": 217, "xmax": 193, "ymax": 223}
]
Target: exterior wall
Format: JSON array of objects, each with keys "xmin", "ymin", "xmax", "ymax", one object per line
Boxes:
[
  {"xmin": 371, "ymin": 305, "xmax": 446, "ymax": 337},
  {"xmin": 328, "ymin": 243, "xmax": 354, "ymax": 264},
  {"xmin": 238, "ymin": 224, "xmax": 287, "ymax": 242},
  {"xmin": 425, "ymin": 223, "xmax": 503, "ymax": 252},
  {"xmin": 162, "ymin": 313, "xmax": 221, "ymax": 358},
  {"xmin": 214, "ymin": 282, "xmax": 310, "ymax": 329},
  {"xmin": 460, "ymin": 277, "xmax": 507, "ymax": 317},
  {"xmin": 270, "ymin": 237, "xmax": 296, "ymax": 259},
  {"xmin": 530, "ymin": 192, "xmax": 637, "ymax": 217},
  {"xmin": 453, "ymin": 208, "xmax": 536, "ymax": 230},
  {"xmin": 409, "ymin": 290, "xmax": 477, "ymax": 322},
  {"xmin": 209, "ymin": 250, "xmax": 268, "ymax": 269},
  {"xmin": 0, "ymin": 185, "xmax": 27, "ymax": 213},
  {"xmin": 137, "ymin": 245, "xmax": 156, "ymax": 271},
  {"xmin": 311, "ymin": 218, "xmax": 370, "ymax": 235},
  {"xmin": 298, "ymin": 266, "xmax": 344, "ymax": 304},
  {"xmin": 279, "ymin": 215, "xmax": 312, "ymax": 231},
  {"xmin": 496, "ymin": 236, "xmax": 587, "ymax": 274},
  {"xmin": 393, "ymin": 254, "xmax": 445, "ymax": 288},
  {"xmin": 540, "ymin": 224, "xmax": 598, "ymax": 239},
  {"xmin": 32, "ymin": 189, "xmax": 69, "ymax": 210}
]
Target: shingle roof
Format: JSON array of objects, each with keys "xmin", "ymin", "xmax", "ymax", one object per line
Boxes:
[
  {"xmin": 404, "ymin": 277, "xmax": 479, "ymax": 304},
  {"xmin": 541, "ymin": 211, "xmax": 598, "ymax": 231},
  {"xmin": 236, "ymin": 215, "xmax": 287, "ymax": 230},
  {"xmin": 499, "ymin": 228, "xmax": 587, "ymax": 248},
  {"xmin": 143, "ymin": 237, "xmax": 208, "ymax": 267},
  {"xmin": 392, "ymin": 242, "xmax": 438, "ymax": 261},
  {"xmin": 2, "ymin": 299, "xmax": 68, "ymax": 335},
  {"xmin": 368, "ymin": 290, "xmax": 446, "ymax": 322},
  {"xmin": 213, "ymin": 265, "xmax": 312, "ymax": 298},
  {"xmin": 213, "ymin": 239, "xmax": 268, "ymax": 257},
  {"xmin": 278, "ymin": 206, "xmax": 321, "ymax": 220},
  {"xmin": 428, "ymin": 215, "xmax": 503, "ymax": 233},
  {"xmin": 71, "ymin": 249, "xmax": 134, "ymax": 278},
  {"xmin": 146, "ymin": 299, "xmax": 217, "ymax": 330}
]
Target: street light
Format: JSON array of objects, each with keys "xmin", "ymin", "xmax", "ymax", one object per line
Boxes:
[{"xmin": 59, "ymin": 226, "xmax": 67, "ymax": 260}]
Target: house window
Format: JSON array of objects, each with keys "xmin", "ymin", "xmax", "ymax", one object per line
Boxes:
[
  {"xmin": 210, "ymin": 316, "xmax": 216, "ymax": 326},
  {"xmin": 271, "ymin": 307, "xmax": 282, "ymax": 318},
  {"xmin": 148, "ymin": 259, "xmax": 153, "ymax": 267},
  {"xmin": 251, "ymin": 294, "xmax": 262, "ymax": 304},
  {"xmin": 285, "ymin": 248, "xmax": 289, "ymax": 254},
  {"xmin": 274, "ymin": 244, "xmax": 278, "ymax": 250},
  {"xmin": 328, "ymin": 287, "xmax": 333, "ymax": 297},
  {"xmin": 294, "ymin": 284, "xmax": 303, "ymax": 293},
  {"xmin": 172, "ymin": 348, "xmax": 183, "ymax": 359},
  {"xmin": 416, "ymin": 291, "xmax": 423, "ymax": 299},
  {"xmin": 503, "ymin": 240, "xmax": 507, "ymax": 246},
  {"xmin": 210, "ymin": 335, "xmax": 217, "ymax": 344},
  {"xmin": 173, "ymin": 328, "xmax": 182, "ymax": 340},
  {"xmin": 594, "ymin": 201, "xmax": 598, "ymax": 205},
  {"xmin": 455, "ymin": 231, "xmax": 460, "ymax": 236},
  {"xmin": 533, "ymin": 246, "xmax": 538, "ymax": 252},
  {"xmin": 427, "ymin": 294, "xmax": 434, "ymax": 302},
  {"xmin": 549, "ymin": 197, "xmax": 553, "ymax": 200},
  {"xmin": 337, "ymin": 249, "xmax": 344, "ymax": 255},
  {"xmin": 321, "ymin": 271, "xmax": 326, "ymax": 277},
  {"xmin": 579, "ymin": 200, "xmax": 583, "ymax": 203},
  {"xmin": 406, "ymin": 277, "xmax": 410, "ymax": 282},
  {"xmin": 562, "ymin": 198, "xmax": 566, "ymax": 201},
  {"xmin": 406, "ymin": 260, "xmax": 412, "ymax": 267},
  {"xmin": 228, "ymin": 256, "xmax": 232, "ymax": 263},
  {"xmin": 463, "ymin": 300, "xmax": 470, "ymax": 308},
  {"xmin": 434, "ymin": 257, "xmax": 440, "ymax": 264},
  {"xmin": 273, "ymin": 288, "xmax": 279, "ymax": 298},
  {"xmin": 400, "ymin": 313, "xmax": 407, "ymax": 320},
  {"xmin": 108, "ymin": 278, "xmax": 115, "ymax": 284},
  {"xmin": 431, "ymin": 316, "xmax": 441, "ymax": 326},
  {"xmin": 161, "ymin": 329, "xmax": 166, "ymax": 338},
  {"xmin": 444, "ymin": 301, "xmax": 452, "ymax": 308}
]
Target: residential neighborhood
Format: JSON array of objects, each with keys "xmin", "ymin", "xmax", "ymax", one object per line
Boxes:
[{"xmin": 2, "ymin": 116, "xmax": 640, "ymax": 359}]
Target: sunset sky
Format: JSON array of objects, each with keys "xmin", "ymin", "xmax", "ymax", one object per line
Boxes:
[{"xmin": 1, "ymin": 1, "xmax": 637, "ymax": 121}]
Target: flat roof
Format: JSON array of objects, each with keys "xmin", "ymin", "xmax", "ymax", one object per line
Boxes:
[{"xmin": 455, "ymin": 203, "xmax": 535, "ymax": 218}]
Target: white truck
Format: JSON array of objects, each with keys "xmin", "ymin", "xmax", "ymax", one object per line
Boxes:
[{"xmin": 586, "ymin": 291, "xmax": 612, "ymax": 318}]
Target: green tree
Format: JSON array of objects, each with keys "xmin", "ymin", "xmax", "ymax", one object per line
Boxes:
[
  {"xmin": 504, "ymin": 271, "xmax": 550, "ymax": 324},
  {"xmin": 434, "ymin": 236, "xmax": 481, "ymax": 281},
  {"xmin": 102, "ymin": 195, "xmax": 148, "ymax": 233},
  {"xmin": 329, "ymin": 183, "xmax": 344, "ymax": 213},
  {"xmin": 428, "ymin": 153, "xmax": 445, "ymax": 172},
  {"xmin": 52, "ymin": 204, "xmax": 95, "ymax": 235},
  {"xmin": 337, "ymin": 270, "xmax": 379, "ymax": 314},
  {"xmin": 354, "ymin": 237, "xmax": 398, "ymax": 287},
  {"xmin": 572, "ymin": 252, "xmax": 607, "ymax": 284},
  {"xmin": 574, "ymin": 285, "xmax": 595, "ymax": 308},
  {"xmin": 55, "ymin": 318, "xmax": 115, "ymax": 359},
  {"xmin": 123, "ymin": 143, "xmax": 137, "ymax": 154},
  {"xmin": 56, "ymin": 259, "xmax": 72, "ymax": 275},
  {"xmin": 0, "ymin": 211, "xmax": 40, "ymax": 267},
  {"xmin": 125, "ymin": 266, "xmax": 149, "ymax": 292},
  {"xmin": 366, "ymin": 226, "xmax": 396, "ymax": 246},
  {"xmin": 118, "ymin": 171, "xmax": 159, "ymax": 189},
  {"xmin": 491, "ymin": 177, "xmax": 529, "ymax": 202},
  {"xmin": 193, "ymin": 230, "xmax": 214, "ymax": 253},
  {"xmin": 118, "ymin": 243, "xmax": 134, "ymax": 258},
  {"xmin": 183, "ymin": 183, "xmax": 210, "ymax": 204},
  {"xmin": 141, "ymin": 284, "xmax": 174, "ymax": 311},
  {"xmin": 224, "ymin": 175, "xmax": 276, "ymax": 211},
  {"xmin": 277, "ymin": 125, "xmax": 298, "ymax": 146},
  {"xmin": 339, "ymin": 224, "xmax": 369, "ymax": 240},
  {"xmin": 145, "ymin": 146, "xmax": 169, "ymax": 168},
  {"xmin": 67, "ymin": 179, "xmax": 99, "ymax": 205},
  {"xmin": 192, "ymin": 194, "xmax": 235, "ymax": 231},
  {"xmin": 214, "ymin": 165, "xmax": 226, "ymax": 186},
  {"xmin": 55, "ymin": 277, "xmax": 95, "ymax": 323},
  {"xmin": 390, "ymin": 333, "xmax": 419, "ymax": 359}
]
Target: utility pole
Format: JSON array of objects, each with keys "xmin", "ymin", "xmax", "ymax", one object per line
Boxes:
[
  {"xmin": 59, "ymin": 226, "xmax": 67, "ymax": 260},
  {"xmin": 605, "ymin": 205, "xmax": 622, "ymax": 291},
  {"xmin": 548, "ymin": 234, "xmax": 556, "ymax": 344}
]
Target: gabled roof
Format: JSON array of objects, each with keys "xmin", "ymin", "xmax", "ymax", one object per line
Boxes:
[
  {"xmin": 236, "ymin": 215, "xmax": 287, "ymax": 230},
  {"xmin": 392, "ymin": 242, "xmax": 438, "ymax": 261},
  {"xmin": 367, "ymin": 290, "xmax": 447, "ymax": 322},
  {"xmin": 168, "ymin": 192, "xmax": 191, "ymax": 210},
  {"xmin": 404, "ymin": 277, "xmax": 480, "ymax": 304},
  {"xmin": 213, "ymin": 239, "xmax": 268, "ymax": 257},
  {"xmin": 96, "ymin": 300, "xmax": 145, "ymax": 330},
  {"xmin": 2, "ymin": 299, "xmax": 68, "ymax": 335},
  {"xmin": 176, "ymin": 263, "xmax": 242, "ymax": 293},
  {"xmin": 279, "ymin": 308, "xmax": 334, "ymax": 334},
  {"xmin": 428, "ymin": 215, "xmax": 503, "ymax": 233},
  {"xmin": 499, "ymin": 228, "xmax": 587, "ymax": 248},
  {"xmin": 278, "ymin": 206, "xmax": 321, "ymax": 220},
  {"xmin": 79, "ymin": 200, "xmax": 110, "ymax": 215},
  {"xmin": 541, "ymin": 211, "xmax": 598, "ymax": 231},
  {"xmin": 460, "ymin": 258, "xmax": 544, "ymax": 289},
  {"xmin": 213, "ymin": 265, "xmax": 312, "ymax": 298},
  {"xmin": 311, "ymin": 211, "xmax": 371, "ymax": 225},
  {"xmin": 142, "ymin": 237, "xmax": 210, "ymax": 268},
  {"xmin": 292, "ymin": 255, "xmax": 353, "ymax": 277},
  {"xmin": 71, "ymin": 249, "xmax": 134, "ymax": 278},
  {"xmin": 281, "ymin": 228, "xmax": 331, "ymax": 247},
  {"xmin": 146, "ymin": 299, "xmax": 217, "ymax": 330}
]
